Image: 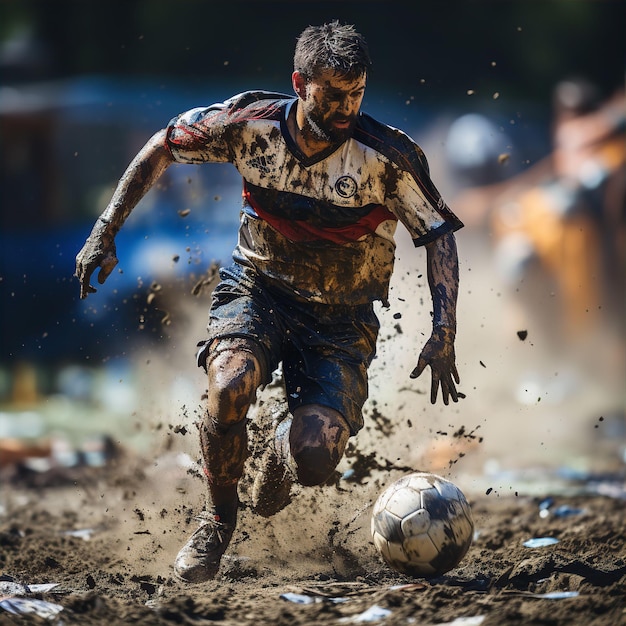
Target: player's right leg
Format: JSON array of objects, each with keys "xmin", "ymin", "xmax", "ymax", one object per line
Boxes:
[{"xmin": 174, "ymin": 338, "xmax": 264, "ymax": 583}]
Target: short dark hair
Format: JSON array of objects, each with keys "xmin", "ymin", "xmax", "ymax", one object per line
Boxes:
[{"xmin": 294, "ymin": 21, "xmax": 371, "ymax": 82}]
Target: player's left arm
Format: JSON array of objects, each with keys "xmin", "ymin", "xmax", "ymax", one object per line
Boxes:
[{"xmin": 410, "ymin": 230, "xmax": 460, "ymax": 405}]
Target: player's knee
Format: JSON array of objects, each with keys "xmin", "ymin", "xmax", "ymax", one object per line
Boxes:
[
  {"xmin": 292, "ymin": 444, "xmax": 340, "ymax": 486},
  {"xmin": 290, "ymin": 405, "xmax": 350, "ymax": 486},
  {"xmin": 206, "ymin": 350, "xmax": 261, "ymax": 424}
]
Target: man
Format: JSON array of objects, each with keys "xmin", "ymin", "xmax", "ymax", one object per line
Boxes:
[{"xmin": 75, "ymin": 21, "xmax": 463, "ymax": 583}]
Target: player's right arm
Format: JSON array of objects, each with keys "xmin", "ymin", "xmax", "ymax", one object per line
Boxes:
[{"xmin": 75, "ymin": 129, "xmax": 174, "ymax": 299}]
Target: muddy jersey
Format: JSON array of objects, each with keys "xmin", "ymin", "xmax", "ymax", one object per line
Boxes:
[{"xmin": 166, "ymin": 91, "xmax": 463, "ymax": 305}]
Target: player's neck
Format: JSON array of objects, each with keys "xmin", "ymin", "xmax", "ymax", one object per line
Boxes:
[{"xmin": 289, "ymin": 103, "xmax": 334, "ymax": 158}]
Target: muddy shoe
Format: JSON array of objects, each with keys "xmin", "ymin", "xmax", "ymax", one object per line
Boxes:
[
  {"xmin": 251, "ymin": 418, "xmax": 294, "ymax": 517},
  {"xmin": 174, "ymin": 506, "xmax": 237, "ymax": 583}
]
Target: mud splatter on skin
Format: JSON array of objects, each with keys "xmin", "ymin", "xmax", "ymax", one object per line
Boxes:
[
  {"xmin": 75, "ymin": 130, "xmax": 173, "ymax": 297},
  {"xmin": 199, "ymin": 418, "xmax": 249, "ymax": 486},
  {"xmin": 295, "ymin": 71, "xmax": 366, "ymax": 149},
  {"xmin": 206, "ymin": 341, "xmax": 263, "ymax": 421},
  {"xmin": 425, "ymin": 232, "xmax": 459, "ymax": 330},
  {"xmin": 199, "ymin": 346, "xmax": 263, "ymax": 487},
  {"xmin": 290, "ymin": 408, "xmax": 350, "ymax": 486},
  {"xmin": 104, "ymin": 132, "xmax": 174, "ymax": 236}
]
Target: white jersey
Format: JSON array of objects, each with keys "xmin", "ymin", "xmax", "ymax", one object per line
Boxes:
[{"xmin": 166, "ymin": 91, "xmax": 463, "ymax": 305}]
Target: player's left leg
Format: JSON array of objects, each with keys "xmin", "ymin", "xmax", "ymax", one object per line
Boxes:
[
  {"xmin": 250, "ymin": 403, "xmax": 350, "ymax": 517},
  {"xmin": 251, "ymin": 299, "xmax": 378, "ymax": 517}
]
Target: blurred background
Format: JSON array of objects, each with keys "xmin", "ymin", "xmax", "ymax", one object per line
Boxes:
[{"xmin": 0, "ymin": 0, "xmax": 624, "ymax": 483}]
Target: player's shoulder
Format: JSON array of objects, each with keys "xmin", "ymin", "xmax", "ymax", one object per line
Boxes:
[
  {"xmin": 223, "ymin": 90, "xmax": 294, "ymax": 119},
  {"xmin": 173, "ymin": 90, "xmax": 293, "ymax": 128},
  {"xmin": 355, "ymin": 112, "xmax": 430, "ymax": 175}
]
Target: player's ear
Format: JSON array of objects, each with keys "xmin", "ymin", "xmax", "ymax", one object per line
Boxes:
[{"xmin": 292, "ymin": 71, "xmax": 306, "ymax": 99}]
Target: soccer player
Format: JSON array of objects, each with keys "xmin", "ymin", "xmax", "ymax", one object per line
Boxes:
[{"xmin": 75, "ymin": 21, "xmax": 464, "ymax": 583}]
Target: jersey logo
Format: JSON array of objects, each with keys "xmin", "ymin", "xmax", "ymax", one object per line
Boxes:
[{"xmin": 334, "ymin": 175, "xmax": 358, "ymax": 199}]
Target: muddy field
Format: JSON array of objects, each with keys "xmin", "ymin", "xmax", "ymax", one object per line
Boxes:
[
  {"xmin": 2, "ymin": 231, "xmax": 625, "ymax": 625},
  {"xmin": 1, "ymin": 432, "xmax": 625, "ymax": 626}
]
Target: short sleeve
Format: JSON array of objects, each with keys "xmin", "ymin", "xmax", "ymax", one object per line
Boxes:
[{"xmin": 166, "ymin": 103, "xmax": 233, "ymax": 164}]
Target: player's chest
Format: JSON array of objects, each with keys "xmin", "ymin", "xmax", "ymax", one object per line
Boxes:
[{"xmin": 231, "ymin": 126, "xmax": 387, "ymax": 206}]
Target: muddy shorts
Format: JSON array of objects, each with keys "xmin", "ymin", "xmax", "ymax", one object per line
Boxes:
[{"xmin": 196, "ymin": 264, "xmax": 379, "ymax": 435}]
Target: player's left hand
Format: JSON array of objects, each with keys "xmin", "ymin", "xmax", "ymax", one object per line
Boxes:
[{"xmin": 410, "ymin": 326, "xmax": 460, "ymax": 405}]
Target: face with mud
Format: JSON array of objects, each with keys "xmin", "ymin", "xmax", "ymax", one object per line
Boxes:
[{"xmin": 297, "ymin": 69, "xmax": 366, "ymax": 144}]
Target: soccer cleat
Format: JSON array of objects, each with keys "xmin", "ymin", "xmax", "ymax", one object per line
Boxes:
[
  {"xmin": 251, "ymin": 417, "xmax": 294, "ymax": 517},
  {"xmin": 174, "ymin": 505, "xmax": 237, "ymax": 583}
]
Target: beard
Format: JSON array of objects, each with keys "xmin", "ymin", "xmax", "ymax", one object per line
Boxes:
[{"xmin": 303, "ymin": 107, "xmax": 357, "ymax": 144}]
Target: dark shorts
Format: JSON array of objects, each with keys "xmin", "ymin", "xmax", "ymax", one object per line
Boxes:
[{"xmin": 197, "ymin": 264, "xmax": 379, "ymax": 435}]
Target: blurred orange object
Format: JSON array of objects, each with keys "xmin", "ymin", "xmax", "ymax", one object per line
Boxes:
[{"xmin": 0, "ymin": 439, "xmax": 52, "ymax": 469}]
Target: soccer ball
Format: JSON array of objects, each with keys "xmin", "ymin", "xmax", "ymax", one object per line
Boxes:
[{"xmin": 371, "ymin": 472, "xmax": 474, "ymax": 577}]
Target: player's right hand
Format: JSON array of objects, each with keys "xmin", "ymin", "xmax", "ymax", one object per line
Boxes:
[{"xmin": 75, "ymin": 235, "xmax": 118, "ymax": 299}]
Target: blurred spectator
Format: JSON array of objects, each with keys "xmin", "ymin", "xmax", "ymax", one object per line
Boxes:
[
  {"xmin": 445, "ymin": 112, "xmax": 518, "ymax": 188},
  {"xmin": 453, "ymin": 79, "xmax": 625, "ymax": 340}
]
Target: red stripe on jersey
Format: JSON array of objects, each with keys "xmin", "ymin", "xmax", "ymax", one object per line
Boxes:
[{"xmin": 243, "ymin": 187, "xmax": 396, "ymax": 245}]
